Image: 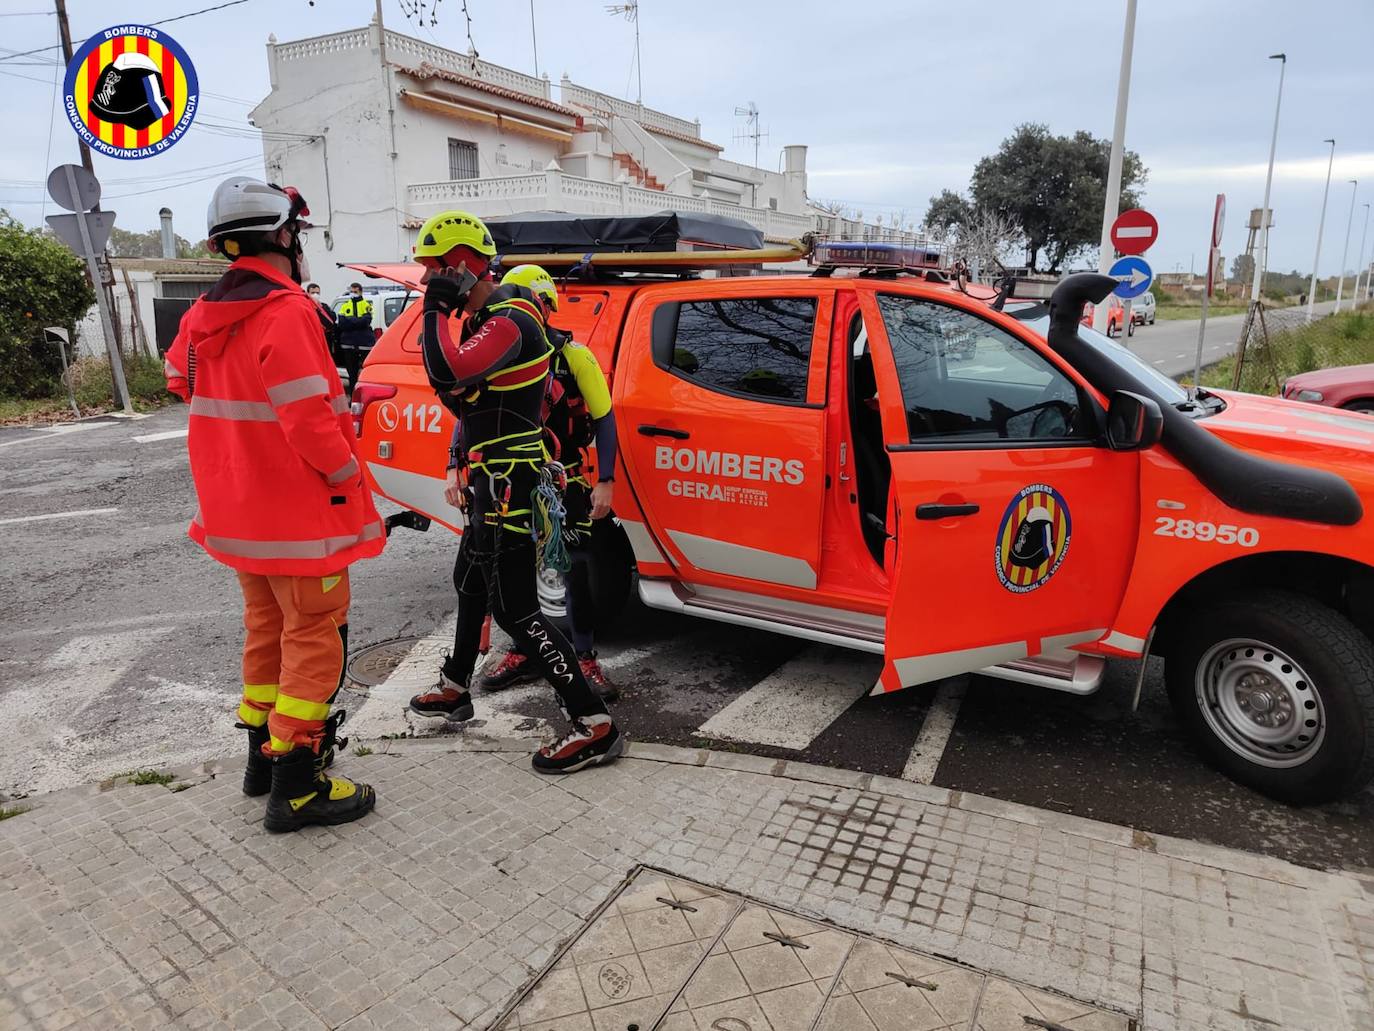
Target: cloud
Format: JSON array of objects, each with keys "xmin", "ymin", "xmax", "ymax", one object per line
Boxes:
[{"xmin": 1152, "ymin": 153, "xmax": 1374, "ymax": 185}]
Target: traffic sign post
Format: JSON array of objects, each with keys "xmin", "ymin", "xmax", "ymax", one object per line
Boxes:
[
  {"xmin": 45, "ymin": 164, "xmax": 130, "ymax": 414},
  {"xmin": 1192, "ymin": 193, "xmax": 1226, "ymax": 397}
]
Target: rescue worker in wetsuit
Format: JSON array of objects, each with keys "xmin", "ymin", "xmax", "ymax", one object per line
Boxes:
[
  {"xmin": 479, "ymin": 265, "xmax": 619, "ymax": 700},
  {"xmin": 404, "ymin": 211, "xmax": 624, "ymax": 774}
]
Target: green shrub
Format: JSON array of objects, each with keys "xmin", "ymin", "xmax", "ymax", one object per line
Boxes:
[
  {"xmin": 0, "ymin": 212, "xmax": 95, "ymax": 398},
  {"xmin": 67, "ymin": 355, "xmax": 171, "ymax": 412}
]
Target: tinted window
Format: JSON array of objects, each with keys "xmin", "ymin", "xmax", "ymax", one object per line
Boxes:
[
  {"xmin": 877, "ymin": 295, "xmax": 1085, "ymax": 443},
  {"xmin": 383, "ymin": 294, "xmax": 416, "ymax": 326},
  {"xmin": 664, "ymin": 297, "xmax": 817, "ymax": 402}
]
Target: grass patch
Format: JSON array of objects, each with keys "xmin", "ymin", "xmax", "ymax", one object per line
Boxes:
[
  {"xmin": 0, "ymin": 804, "xmax": 30, "ymax": 821},
  {"xmin": 0, "ymin": 355, "xmax": 175, "ymax": 426},
  {"xmin": 354, "ymin": 745, "xmax": 374, "ymax": 757},
  {"xmin": 1156, "ymin": 303, "xmax": 1249, "ymax": 321},
  {"xmin": 1190, "ymin": 307, "xmax": 1374, "ymax": 394},
  {"xmin": 124, "ymin": 770, "xmax": 175, "ymax": 786}
]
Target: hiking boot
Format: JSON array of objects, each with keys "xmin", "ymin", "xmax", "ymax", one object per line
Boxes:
[
  {"xmin": 577, "ymin": 651, "xmax": 619, "ymax": 703},
  {"xmin": 531, "ymin": 714, "xmax": 624, "ymax": 775},
  {"xmin": 237, "ymin": 721, "xmax": 272, "ymax": 797},
  {"xmin": 263, "ymin": 746, "xmax": 375, "ymax": 833},
  {"xmin": 408, "ymin": 670, "xmax": 475, "ymax": 721},
  {"xmin": 480, "ymin": 650, "xmax": 538, "ymax": 691}
]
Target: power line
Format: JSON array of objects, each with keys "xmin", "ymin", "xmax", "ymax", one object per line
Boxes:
[{"xmin": 0, "ymin": 0, "xmax": 252, "ymax": 64}]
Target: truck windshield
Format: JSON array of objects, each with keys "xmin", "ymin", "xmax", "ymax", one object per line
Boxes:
[{"xmin": 1008, "ymin": 303, "xmax": 1192, "ymax": 407}]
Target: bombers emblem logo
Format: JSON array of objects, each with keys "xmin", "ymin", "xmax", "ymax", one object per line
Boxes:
[
  {"xmin": 63, "ymin": 25, "xmax": 199, "ymax": 159},
  {"xmin": 995, "ymin": 483, "xmax": 1071, "ymax": 593}
]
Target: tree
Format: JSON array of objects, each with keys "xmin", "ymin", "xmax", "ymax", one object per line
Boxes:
[
  {"xmin": 960, "ymin": 123, "xmax": 1147, "ymax": 272},
  {"xmin": 945, "ymin": 208, "xmax": 1023, "ymax": 274},
  {"xmin": 0, "ymin": 211, "xmax": 96, "ymax": 398},
  {"xmin": 923, "ymin": 190, "xmax": 973, "ymax": 239},
  {"xmin": 1231, "ymin": 252, "xmax": 1255, "ymax": 286},
  {"xmin": 108, "ymin": 225, "xmax": 213, "ymax": 259}
]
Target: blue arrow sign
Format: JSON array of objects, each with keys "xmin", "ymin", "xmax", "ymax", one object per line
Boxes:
[{"xmin": 1109, "ymin": 255, "xmax": 1154, "ymax": 299}]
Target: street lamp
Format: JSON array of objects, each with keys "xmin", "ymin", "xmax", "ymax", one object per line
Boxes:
[
  {"xmin": 1250, "ymin": 53, "xmax": 1286, "ymax": 305},
  {"xmin": 1306, "ymin": 138, "xmax": 1336, "ymax": 322},
  {"xmin": 1354, "ymin": 203, "xmax": 1371, "ymax": 311},
  {"xmin": 1336, "ymin": 179, "xmax": 1358, "ymax": 312},
  {"xmin": 1092, "ymin": 0, "xmax": 1138, "ymax": 336}
]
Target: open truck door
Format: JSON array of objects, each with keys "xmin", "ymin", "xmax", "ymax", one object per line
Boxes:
[{"xmin": 855, "ymin": 289, "xmax": 1141, "ymax": 696}]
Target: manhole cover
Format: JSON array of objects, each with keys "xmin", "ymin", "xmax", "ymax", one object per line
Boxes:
[
  {"xmin": 347, "ymin": 636, "xmax": 448, "ymax": 687},
  {"xmin": 494, "ymin": 869, "xmax": 1137, "ymax": 1031}
]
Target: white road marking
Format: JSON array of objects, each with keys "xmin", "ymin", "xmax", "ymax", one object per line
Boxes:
[
  {"xmin": 696, "ymin": 645, "xmax": 875, "ymax": 750},
  {"xmin": 0, "ymin": 507, "xmax": 118, "ymax": 527},
  {"xmin": 0, "ymin": 628, "xmax": 175, "ymax": 796},
  {"xmin": 901, "ymin": 679, "xmax": 966, "ymax": 784},
  {"xmin": 0, "ymin": 423, "xmax": 115, "ymax": 449},
  {"xmin": 133, "ymin": 429, "xmax": 188, "ymax": 444}
]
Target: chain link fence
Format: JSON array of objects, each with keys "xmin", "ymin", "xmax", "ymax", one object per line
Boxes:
[{"xmin": 1227, "ymin": 300, "xmax": 1374, "ymax": 395}]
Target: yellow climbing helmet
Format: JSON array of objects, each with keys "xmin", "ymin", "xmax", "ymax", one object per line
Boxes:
[
  {"xmin": 500, "ymin": 264, "xmax": 559, "ymax": 311},
  {"xmin": 413, "ymin": 210, "xmax": 496, "ymax": 263}
]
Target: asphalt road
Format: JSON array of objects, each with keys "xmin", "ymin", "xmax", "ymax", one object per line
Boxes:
[
  {"xmin": 2, "ymin": 405, "xmax": 1370, "ymax": 875},
  {"xmin": 1122, "ymin": 299, "xmax": 1338, "ymax": 379}
]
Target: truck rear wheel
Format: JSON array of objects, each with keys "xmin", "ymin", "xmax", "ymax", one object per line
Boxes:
[
  {"xmin": 1165, "ymin": 589, "xmax": 1374, "ymax": 804},
  {"xmin": 535, "ymin": 520, "xmax": 634, "ymax": 635}
]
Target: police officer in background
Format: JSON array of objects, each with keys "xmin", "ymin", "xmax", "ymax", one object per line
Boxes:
[
  {"xmin": 334, "ymin": 282, "xmax": 374, "ymax": 389},
  {"xmin": 305, "ymin": 283, "xmax": 340, "ymax": 365}
]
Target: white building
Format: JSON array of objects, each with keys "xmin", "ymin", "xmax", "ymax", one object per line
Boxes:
[{"xmin": 248, "ymin": 21, "xmax": 922, "ymax": 297}]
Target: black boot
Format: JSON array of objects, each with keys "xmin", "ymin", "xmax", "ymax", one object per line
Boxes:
[
  {"xmin": 263, "ymin": 746, "xmax": 375, "ymax": 833},
  {"xmin": 236, "ymin": 721, "xmax": 272, "ymax": 797}
]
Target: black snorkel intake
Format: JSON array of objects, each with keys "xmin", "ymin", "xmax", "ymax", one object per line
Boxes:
[{"xmin": 1048, "ymin": 274, "xmax": 1362, "ymax": 527}]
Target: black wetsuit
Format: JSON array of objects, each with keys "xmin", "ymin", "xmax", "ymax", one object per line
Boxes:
[{"xmin": 421, "ymin": 283, "xmax": 606, "ymax": 720}]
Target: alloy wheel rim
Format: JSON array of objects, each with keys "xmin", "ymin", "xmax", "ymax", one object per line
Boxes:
[{"xmin": 1195, "ymin": 638, "xmax": 1325, "ymax": 769}]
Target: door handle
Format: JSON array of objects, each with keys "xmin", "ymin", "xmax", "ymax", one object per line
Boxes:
[
  {"xmin": 916, "ymin": 502, "xmax": 979, "ymax": 520},
  {"xmin": 638, "ymin": 424, "xmax": 690, "ymax": 440}
]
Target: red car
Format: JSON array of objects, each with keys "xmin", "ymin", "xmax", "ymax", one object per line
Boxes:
[
  {"xmin": 1282, "ymin": 364, "xmax": 1374, "ymax": 414},
  {"xmin": 1080, "ymin": 295, "xmax": 1133, "ymax": 338}
]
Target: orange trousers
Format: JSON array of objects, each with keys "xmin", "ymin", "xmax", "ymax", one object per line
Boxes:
[{"xmin": 235, "ymin": 570, "xmax": 350, "ymax": 754}]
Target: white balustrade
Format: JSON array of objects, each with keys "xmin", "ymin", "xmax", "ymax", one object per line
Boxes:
[
  {"xmin": 383, "ymin": 32, "xmax": 550, "ymax": 99},
  {"xmin": 273, "ymin": 29, "xmax": 371, "ymax": 62},
  {"xmin": 561, "ymin": 81, "xmax": 699, "ymax": 140}
]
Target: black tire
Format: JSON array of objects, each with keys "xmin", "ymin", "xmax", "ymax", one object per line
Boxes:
[
  {"xmin": 1127, "ymin": 320, "xmax": 1135, "ymax": 337},
  {"xmin": 1164, "ymin": 589, "xmax": 1374, "ymax": 804},
  {"xmin": 1342, "ymin": 400, "xmax": 1374, "ymax": 414}
]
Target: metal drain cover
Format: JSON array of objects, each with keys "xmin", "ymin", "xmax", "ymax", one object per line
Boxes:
[{"xmin": 347, "ymin": 636, "xmax": 448, "ymax": 687}]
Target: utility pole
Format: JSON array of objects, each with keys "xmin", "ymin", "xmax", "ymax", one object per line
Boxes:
[
  {"xmin": 529, "ymin": 0, "xmax": 539, "ymax": 78},
  {"xmin": 1250, "ymin": 54, "xmax": 1286, "ymax": 304},
  {"xmin": 54, "ymin": 0, "xmax": 94, "ymax": 178},
  {"xmin": 1354, "ymin": 202, "xmax": 1371, "ymax": 312},
  {"xmin": 1336, "ymin": 179, "xmax": 1357, "ymax": 312},
  {"xmin": 375, "ymin": 0, "xmax": 402, "ymax": 259},
  {"xmin": 1093, "ymin": 0, "xmax": 1137, "ymax": 335},
  {"xmin": 1307, "ymin": 139, "xmax": 1336, "ymax": 321}
]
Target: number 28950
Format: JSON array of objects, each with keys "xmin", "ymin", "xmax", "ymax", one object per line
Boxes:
[{"xmin": 1154, "ymin": 517, "xmax": 1259, "ymax": 547}]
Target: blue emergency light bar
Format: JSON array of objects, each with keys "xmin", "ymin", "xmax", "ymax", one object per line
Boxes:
[{"xmin": 811, "ymin": 240, "xmax": 943, "ymax": 270}]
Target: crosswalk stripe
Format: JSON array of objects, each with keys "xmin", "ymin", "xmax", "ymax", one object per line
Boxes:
[
  {"xmin": 901, "ymin": 679, "xmax": 966, "ymax": 784},
  {"xmin": 695, "ymin": 645, "xmax": 876, "ymax": 750},
  {"xmin": 133, "ymin": 429, "xmax": 188, "ymax": 444}
]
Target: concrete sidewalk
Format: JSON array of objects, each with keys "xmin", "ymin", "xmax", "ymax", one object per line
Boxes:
[{"xmin": 1, "ymin": 738, "xmax": 1371, "ymax": 1030}]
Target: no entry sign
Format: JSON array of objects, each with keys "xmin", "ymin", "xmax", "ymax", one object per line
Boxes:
[{"xmin": 1111, "ymin": 208, "xmax": 1159, "ymax": 255}]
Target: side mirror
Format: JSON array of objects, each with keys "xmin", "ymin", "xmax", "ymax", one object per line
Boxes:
[{"xmin": 1106, "ymin": 390, "xmax": 1164, "ymax": 451}]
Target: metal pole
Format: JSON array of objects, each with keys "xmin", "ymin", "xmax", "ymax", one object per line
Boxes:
[
  {"xmin": 1093, "ymin": 0, "xmax": 1137, "ymax": 335},
  {"xmin": 375, "ymin": 0, "xmax": 402, "ymax": 259},
  {"xmin": 529, "ymin": 0, "xmax": 539, "ymax": 78},
  {"xmin": 65, "ymin": 166, "xmax": 131, "ymax": 414},
  {"xmin": 1192, "ymin": 276, "xmax": 1212, "ymax": 398},
  {"xmin": 1306, "ymin": 139, "xmax": 1335, "ymax": 321},
  {"xmin": 1250, "ymin": 54, "xmax": 1286, "ymax": 304},
  {"xmin": 1336, "ymin": 179, "xmax": 1357, "ymax": 312},
  {"xmin": 54, "ymin": 0, "xmax": 93, "ymax": 179},
  {"xmin": 1354, "ymin": 203, "xmax": 1371, "ymax": 311},
  {"xmin": 634, "ymin": 6, "xmax": 642, "ymax": 105}
]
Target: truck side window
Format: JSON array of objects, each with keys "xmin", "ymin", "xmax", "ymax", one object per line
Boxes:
[
  {"xmin": 876, "ymin": 295, "xmax": 1086, "ymax": 444},
  {"xmin": 653, "ymin": 297, "xmax": 816, "ymax": 403}
]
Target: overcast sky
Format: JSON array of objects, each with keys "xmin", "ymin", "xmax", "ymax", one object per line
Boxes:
[{"xmin": 5, "ymin": 0, "xmax": 1373, "ymax": 277}]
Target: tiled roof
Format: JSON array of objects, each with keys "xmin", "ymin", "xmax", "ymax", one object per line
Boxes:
[
  {"xmin": 642, "ymin": 122, "xmax": 723, "ymax": 152},
  {"xmin": 397, "ymin": 63, "xmax": 580, "ymax": 119},
  {"xmin": 113, "ymin": 257, "xmax": 229, "ymax": 275}
]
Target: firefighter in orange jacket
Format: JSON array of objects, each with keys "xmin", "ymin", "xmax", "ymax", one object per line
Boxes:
[{"xmin": 164, "ymin": 176, "xmax": 383, "ymax": 833}]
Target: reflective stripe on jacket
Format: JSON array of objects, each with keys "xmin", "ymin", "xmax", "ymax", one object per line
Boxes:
[{"xmin": 164, "ymin": 256, "xmax": 385, "ymax": 576}]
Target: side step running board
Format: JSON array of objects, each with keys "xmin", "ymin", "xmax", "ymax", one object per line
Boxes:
[{"xmin": 638, "ymin": 579, "xmax": 1106, "ymax": 695}]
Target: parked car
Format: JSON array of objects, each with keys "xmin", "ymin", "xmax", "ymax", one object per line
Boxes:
[
  {"xmin": 1132, "ymin": 291, "xmax": 1156, "ymax": 326},
  {"xmin": 1281, "ymin": 365, "xmax": 1374, "ymax": 414},
  {"xmin": 348, "ymin": 224, "xmax": 1374, "ymax": 806}
]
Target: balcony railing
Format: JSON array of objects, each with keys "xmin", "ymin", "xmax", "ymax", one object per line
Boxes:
[
  {"xmin": 560, "ymin": 79, "xmax": 700, "ymax": 141},
  {"xmin": 407, "ymin": 170, "xmax": 837, "ymax": 243}
]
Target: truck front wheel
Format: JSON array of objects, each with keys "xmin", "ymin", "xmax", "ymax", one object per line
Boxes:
[{"xmin": 1165, "ymin": 590, "xmax": 1374, "ymax": 804}]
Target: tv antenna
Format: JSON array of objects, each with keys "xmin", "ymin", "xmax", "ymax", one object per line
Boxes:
[
  {"xmin": 605, "ymin": 1, "xmax": 642, "ymax": 104},
  {"xmin": 733, "ymin": 102, "xmax": 768, "ymax": 205}
]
